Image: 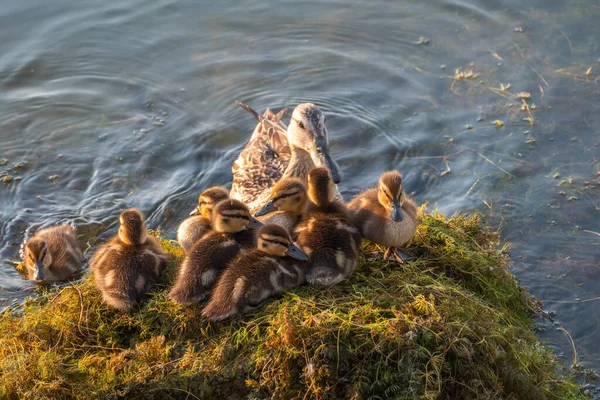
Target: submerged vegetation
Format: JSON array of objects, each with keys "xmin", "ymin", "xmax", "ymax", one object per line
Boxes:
[{"xmin": 0, "ymin": 209, "xmax": 585, "ymax": 399}]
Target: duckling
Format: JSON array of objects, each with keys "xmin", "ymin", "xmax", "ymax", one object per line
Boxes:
[
  {"xmin": 177, "ymin": 186, "xmax": 229, "ymax": 253},
  {"xmin": 254, "ymin": 177, "xmax": 308, "ymax": 232},
  {"xmin": 294, "ymin": 167, "xmax": 361, "ymax": 286},
  {"xmin": 202, "ymin": 224, "xmax": 309, "ymax": 321},
  {"xmin": 168, "ymin": 199, "xmax": 262, "ymax": 304},
  {"xmin": 22, "ymin": 224, "xmax": 83, "ymax": 281},
  {"xmin": 347, "ymin": 171, "xmax": 418, "ymax": 263},
  {"xmin": 91, "ymin": 209, "xmax": 167, "ymax": 312}
]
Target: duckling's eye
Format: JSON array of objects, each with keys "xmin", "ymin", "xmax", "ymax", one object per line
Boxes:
[
  {"xmin": 222, "ymin": 218, "xmax": 230, "ymax": 223},
  {"xmin": 297, "ymin": 120, "xmax": 304, "ymax": 129}
]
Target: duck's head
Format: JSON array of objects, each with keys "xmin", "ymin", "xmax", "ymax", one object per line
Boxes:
[
  {"xmin": 287, "ymin": 103, "xmax": 342, "ymax": 184},
  {"xmin": 307, "ymin": 167, "xmax": 335, "ymax": 208},
  {"xmin": 24, "ymin": 238, "xmax": 51, "ymax": 281},
  {"xmin": 212, "ymin": 199, "xmax": 262, "ymax": 233},
  {"xmin": 378, "ymin": 171, "xmax": 405, "ymax": 222},
  {"xmin": 257, "ymin": 224, "xmax": 308, "ymax": 260},
  {"xmin": 255, "ymin": 178, "xmax": 307, "ymax": 217},
  {"xmin": 118, "ymin": 209, "xmax": 148, "ymax": 245},
  {"xmin": 189, "ymin": 186, "xmax": 229, "ymax": 218}
]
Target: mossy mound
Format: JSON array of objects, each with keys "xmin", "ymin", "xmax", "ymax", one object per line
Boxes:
[{"xmin": 0, "ymin": 210, "xmax": 584, "ymax": 399}]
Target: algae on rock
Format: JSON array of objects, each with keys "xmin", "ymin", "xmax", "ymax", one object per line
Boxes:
[{"xmin": 0, "ymin": 209, "xmax": 585, "ymax": 399}]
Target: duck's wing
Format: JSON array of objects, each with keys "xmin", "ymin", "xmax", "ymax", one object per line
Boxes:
[
  {"xmin": 230, "ymin": 102, "xmax": 291, "ymax": 213},
  {"xmin": 236, "ymin": 101, "xmax": 288, "ymax": 146}
]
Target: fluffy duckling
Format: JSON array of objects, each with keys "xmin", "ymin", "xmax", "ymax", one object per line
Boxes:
[
  {"xmin": 168, "ymin": 199, "xmax": 262, "ymax": 304},
  {"xmin": 347, "ymin": 171, "xmax": 418, "ymax": 262},
  {"xmin": 294, "ymin": 167, "xmax": 361, "ymax": 286},
  {"xmin": 22, "ymin": 224, "xmax": 83, "ymax": 281},
  {"xmin": 91, "ymin": 209, "xmax": 167, "ymax": 312},
  {"xmin": 254, "ymin": 177, "xmax": 308, "ymax": 232},
  {"xmin": 177, "ymin": 186, "xmax": 229, "ymax": 253},
  {"xmin": 202, "ymin": 224, "xmax": 309, "ymax": 321}
]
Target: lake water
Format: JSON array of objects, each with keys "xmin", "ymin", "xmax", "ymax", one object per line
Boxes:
[{"xmin": 1, "ymin": 0, "xmax": 599, "ymax": 383}]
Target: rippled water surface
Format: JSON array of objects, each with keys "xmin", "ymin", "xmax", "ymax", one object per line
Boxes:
[{"xmin": 1, "ymin": 0, "xmax": 599, "ymax": 381}]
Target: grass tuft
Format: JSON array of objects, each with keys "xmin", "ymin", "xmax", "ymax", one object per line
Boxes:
[{"xmin": 0, "ymin": 209, "xmax": 587, "ymax": 399}]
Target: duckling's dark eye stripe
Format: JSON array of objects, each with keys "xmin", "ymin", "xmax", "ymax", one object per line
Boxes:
[
  {"xmin": 272, "ymin": 191, "xmax": 299, "ymax": 202},
  {"xmin": 382, "ymin": 188, "xmax": 394, "ymax": 200},
  {"xmin": 222, "ymin": 213, "xmax": 250, "ymax": 220},
  {"xmin": 262, "ymin": 238, "xmax": 289, "ymax": 246}
]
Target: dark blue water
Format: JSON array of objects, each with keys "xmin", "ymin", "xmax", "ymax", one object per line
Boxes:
[{"xmin": 1, "ymin": 0, "xmax": 599, "ymax": 385}]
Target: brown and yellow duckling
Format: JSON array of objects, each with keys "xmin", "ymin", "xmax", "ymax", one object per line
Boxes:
[
  {"xmin": 294, "ymin": 167, "xmax": 361, "ymax": 286},
  {"xmin": 177, "ymin": 186, "xmax": 229, "ymax": 253},
  {"xmin": 22, "ymin": 224, "xmax": 83, "ymax": 281},
  {"xmin": 168, "ymin": 199, "xmax": 262, "ymax": 304},
  {"xmin": 91, "ymin": 209, "xmax": 167, "ymax": 312},
  {"xmin": 202, "ymin": 224, "xmax": 309, "ymax": 321},
  {"xmin": 347, "ymin": 170, "xmax": 417, "ymax": 263},
  {"xmin": 254, "ymin": 177, "xmax": 308, "ymax": 232}
]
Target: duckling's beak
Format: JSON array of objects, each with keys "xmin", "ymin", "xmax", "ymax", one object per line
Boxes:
[
  {"xmin": 189, "ymin": 207, "xmax": 201, "ymax": 216},
  {"xmin": 33, "ymin": 262, "xmax": 45, "ymax": 281},
  {"xmin": 248, "ymin": 216, "xmax": 263, "ymax": 229},
  {"xmin": 255, "ymin": 200, "xmax": 277, "ymax": 217},
  {"xmin": 313, "ymin": 137, "xmax": 342, "ymax": 184},
  {"xmin": 390, "ymin": 200, "xmax": 403, "ymax": 222},
  {"xmin": 286, "ymin": 243, "xmax": 309, "ymax": 261}
]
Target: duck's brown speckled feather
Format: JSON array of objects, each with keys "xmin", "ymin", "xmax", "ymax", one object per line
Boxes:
[{"xmin": 230, "ymin": 104, "xmax": 290, "ymax": 213}]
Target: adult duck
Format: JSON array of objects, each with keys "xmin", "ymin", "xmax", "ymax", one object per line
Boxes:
[{"xmin": 229, "ymin": 101, "xmax": 342, "ymax": 213}]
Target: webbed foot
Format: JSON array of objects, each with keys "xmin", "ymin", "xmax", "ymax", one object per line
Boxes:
[{"xmin": 383, "ymin": 247, "xmax": 415, "ymax": 263}]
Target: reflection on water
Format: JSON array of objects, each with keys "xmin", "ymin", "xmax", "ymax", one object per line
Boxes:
[{"xmin": 1, "ymin": 0, "xmax": 599, "ymax": 381}]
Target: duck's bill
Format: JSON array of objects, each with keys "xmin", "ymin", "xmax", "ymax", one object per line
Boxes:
[
  {"xmin": 255, "ymin": 200, "xmax": 277, "ymax": 217},
  {"xmin": 33, "ymin": 262, "xmax": 45, "ymax": 281},
  {"xmin": 189, "ymin": 207, "xmax": 201, "ymax": 216},
  {"xmin": 320, "ymin": 147, "xmax": 342, "ymax": 184},
  {"xmin": 286, "ymin": 243, "xmax": 309, "ymax": 261},
  {"xmin": 248, "ymin": 216, "xmax": 263, "ymax": 229},
  {"xmin": 390, "ymin": 200, "xmax": 404, "ymax": 222},
  {"xmin": 313, "ymin": 137, "xmax": 342, "ymax": 184}
]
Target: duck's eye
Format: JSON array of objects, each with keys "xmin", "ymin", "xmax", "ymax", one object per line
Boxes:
[
  {"xmin": 297, "ymin": 120, "xmax": 304, "ymax": 129},
  {"xmin": 324, "ymin": 117, "xmax": 327, "ymax": 124}
]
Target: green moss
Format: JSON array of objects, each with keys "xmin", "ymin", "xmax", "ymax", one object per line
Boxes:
[{"xmin": 0, "ymin": 210, "xmax": 586, "ymax": 399}]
